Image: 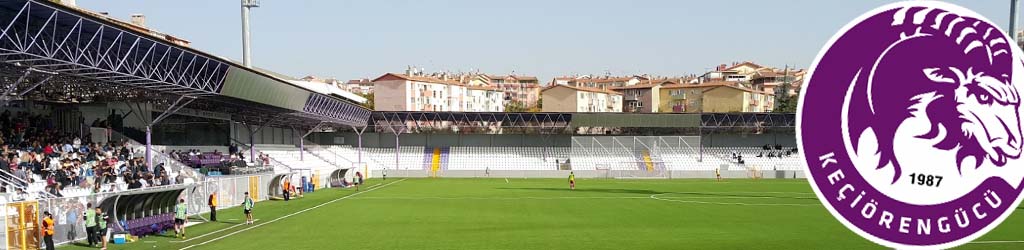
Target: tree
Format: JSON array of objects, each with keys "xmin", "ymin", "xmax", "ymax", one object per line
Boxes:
[
  {"xmin": 772, "ymin": 88, "xmax": 800, "ymax": 113},
  {"xmin": 357, "ymin": 92, "xmax": 374, "ymax": 110},
  {"xmin": 526, "ymin": 98, "xmax": 543, "ymax": 113},
  {"xmin": 504, "ymin": 101, "xmax": 528, "ymax": 112}
]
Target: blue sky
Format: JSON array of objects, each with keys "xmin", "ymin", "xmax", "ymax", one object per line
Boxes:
[{"xmin": 78, "ymin": 0, "xmax": 1016, "ymax": 82}]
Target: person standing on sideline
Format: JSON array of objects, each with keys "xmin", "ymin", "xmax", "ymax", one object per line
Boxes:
[
  {"xmin": 97, "ymin": 207, "xmax": 108, "ymax": 250},
  {"xmin": 42, "ymin": 211, "xmax": 55, "ymax": 250},
  {"xmin": 242, "ymin": 192, "xmax": 255, "ymax": 225},
  {"xmin": 282, "ymin": 178, "xmax": 291, "ymax": 201},
  {"xmin": 208, "ymin": 192, "xmax": 218, "ymax": 222},
  {"xmin": 83, "ymin": 203, "xmax": 97, "ymax": 247},
  {"xmin": 354, "ymin": 175, "xmax": 360, "ymax": 191},
  {"xmin": 568, "ymin": 171, "xmax": 576, "ymax": 190},
  {"xmin": 65, "ymin": 207, "xmax": 78, "ymax": 244},
  {"xmin": 174, "ymin": 198, "xmax": 187, "ymax": 239}
]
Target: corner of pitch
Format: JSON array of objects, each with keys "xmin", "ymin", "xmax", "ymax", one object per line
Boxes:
[{"xmin": 817, "ymin": 152, "xmax": 1005, "ymax": 236}]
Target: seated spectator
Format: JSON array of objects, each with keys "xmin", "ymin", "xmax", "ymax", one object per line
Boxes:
[{"xmin": 127, "ymin": 178, "xmax": 141, "ymax": 190}]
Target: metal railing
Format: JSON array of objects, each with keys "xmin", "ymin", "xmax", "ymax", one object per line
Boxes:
[
  {"xmin": 0, "ymin": 169, "xmax": 59, "ymax": 199},
  {"xmin": 111, "ymin": 131, "xmax": 203, "ymax": 182},
  {"xmin": 302, "ymin": 140, "xmax": 352, "ymax": 168}
]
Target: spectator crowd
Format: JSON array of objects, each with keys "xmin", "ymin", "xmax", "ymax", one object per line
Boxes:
[{"xmin": 0, "ymin": 111, "xmax": 183, "ymax": 201}]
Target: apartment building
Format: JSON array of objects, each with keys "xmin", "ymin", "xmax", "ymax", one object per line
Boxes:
[
  {"xmin": 658, "ymin": 81, "xmax": 774, "ymax": 113},
  {"xmin": 1018, "ymin": 30, "xmax": 1023, "ymax": 49},
  {"xmin": 609, "ymin": 80, "xmax": 676, "ymax": 113},
  {"xmin": 343, "ymin": 78, "xmax": 374, "ymax": 95},
  {"xmin": 696, "ymin": 62, "xmax": 763, "ymax": 83},
  {"xmin": 567, "ymin": 76, "xmax": 647, "ymax": 89},
  {"xmin": 550, "ymin": 76, "xmax": 578, "ymax": 86},
  {"xmin": 469, "ymin": 74, "xmax": 541, "ymax": 107},
  {"xmin": 373, "ymin": 73, "xmax": 504, "ymax": 112},
  {"xmin": 541, "ymin": 85, "xmax": 622, "ymax": 113},
  {"xmin": 465, "ymin": 85, "xmax": 505, "ymax": 112}
]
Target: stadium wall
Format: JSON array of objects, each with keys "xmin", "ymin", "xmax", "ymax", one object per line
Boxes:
[
  {"xmin": 231, "ymin": 123, "xmax": 301, "ymax": 146},
  {"xmin": 311, "ymin": 132, "xmax": 794, "ymax": 148},
  {"xmin": 380, "ymin": 169, "xmax": 806, "ymax": 179},
  {"xmin": 73, "ymin": 101, "xmax": 301, "ymax": 146},
  {"xmin": 310, "ymin": 132, "xmax": 573, "ymax": 148},
  {"xmin": 700, "ymin": 132, "xmax": 796, "ymax": 147}
]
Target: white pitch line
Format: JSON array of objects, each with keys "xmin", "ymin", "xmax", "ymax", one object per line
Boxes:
[
  {"xmin": 179, "ymin": 179, "xmax": 405, "ymax": 250},
  {"xmin": 968, "ymin": 240, "xmax": 1024, "ymax": 244},
  {"xmin": 648, "ymin": 193, "xmax": 819, "ymax": 207},
  {"xmin": 667, "ymin": 191, "xmax": 814, "ymax": 195},
  {"xmin": 354, "ymin": 194, "xmax": 816, "ymax": 201},
  {"xmin": 355, "ymin": 196, "xmax": 649, "ymax": 200},
  {"xmin": 169, "ymin": 219, "xmax": 261, "ymax": 243}
]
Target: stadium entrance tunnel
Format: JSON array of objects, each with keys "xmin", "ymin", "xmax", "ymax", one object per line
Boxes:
[
  {"xmin": 328, "ymin": 168, "xmax": 351, "ymax": 187},
  {"xmin": 98, "ymin": 185, "xmax": 188, "ymax": 237}
]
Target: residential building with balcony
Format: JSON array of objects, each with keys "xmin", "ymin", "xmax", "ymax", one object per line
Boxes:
[
  {"xmin": 541, "ymin": 84, "xmax": 622, "ymax": 113},
  {"xmin": 372, "ymin": 73, "xmax": 504, "ymax": 112},
  {"xmin": 465, "ymin": 85, "xmax": 505, "ymax": 112},
  {"xmin": 1018, "ymin": 30, "xmax": 1023, "ymax": 49},
  {"xmin": 609, "ymin": 80, "xmax": 675, "ymax": 113},
  {"xmin": 468, "ymin": 74, "xmax": 541, "ymax": 107},
  {"xmin": 567, "ymin": 76, "xmax": 647, "ymax": 89},
  {"xmin": 343, "ymin": 78, "xmax": 374, "ymax": 95},
  {"xmin": 658, "ymin": 81, "xmax": 774, "ymax": 113},
  {"xmin": 696, "ymin": 62, "xmax": 764, "ymax": 83},
  {"xmin": 550, "ymin": 76, "xmax": 578, "ymax": 86}
]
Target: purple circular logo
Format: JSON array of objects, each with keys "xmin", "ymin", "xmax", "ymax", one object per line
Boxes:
[{"xmin": 799, "ymin": 1, "xmax": 1024, "ymax": 248}]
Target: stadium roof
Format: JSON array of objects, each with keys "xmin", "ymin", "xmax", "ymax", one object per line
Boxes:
[
  {"xmin": 287, "ymin": 79, "xmax": 367, "ymax": 104},
  {"xmin": 0, "ymin": 0, "xmax": 370, "ymax": 128},
  {"xmin": 572, "ymin": 113, "xmax": 700, "ymax": 128},
  {"xmin": 369, "ymin": 112, "xmax": 795, "ymax": 130},
  {"xmin": 369, "ymin": 112, "xmax": 573, "ymax": 132},
  {"xmin": 701, "ymin": 113, "xmax": 796, "ymax": 128}
]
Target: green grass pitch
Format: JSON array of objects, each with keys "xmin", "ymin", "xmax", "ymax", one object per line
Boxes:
[{"xmin": 60, "ymin": 178, "xmax": 1024, "ymax": 250}]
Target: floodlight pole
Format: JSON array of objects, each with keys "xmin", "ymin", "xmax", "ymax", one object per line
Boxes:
[
  {"xmin": 1012, "ymin": 0, "xmax": 1020, "ymax": 37},
  {"xmin": 241, "ymin": 0, "xmax": 259, "ymax": 67}
]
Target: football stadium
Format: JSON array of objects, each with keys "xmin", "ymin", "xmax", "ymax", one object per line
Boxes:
[{"xmin": 0, "ymin": 0, "xmax": 1022, "ymax": 250}]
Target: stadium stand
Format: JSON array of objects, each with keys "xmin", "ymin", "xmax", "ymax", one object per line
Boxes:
[
  {"xmin": 362, "ymin": 146, "xmax": 427, "ymax": 170},
  {"xmin": 0, "ymin": 2, "xmax": 812, "ymax": 248},
  {"xmin": 0, "ymin": 112, "xmax": 188, "ymax": 202},
  {"xmin": 259, "ymin": 144, "xmax": 335, "ymax": 171},
  {"xmin": 309, "ymin": 144, "xmax": 798, "ymax": 172},
  {"xmin": 324, "ymin": 145, "xmax": 385, "ymax": 169},
  {"xmin": 705, "ymin": 146, "xmax": 802, "ymax": 171},
  {"xmin": 447, "ymin": 147, "xmax": 569, "ymax": 170}
]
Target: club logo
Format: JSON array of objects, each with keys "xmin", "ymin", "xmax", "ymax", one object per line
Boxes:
[{"xmin": 799, "ymin": 1, "xmax": 1024, "ymax": 248}]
